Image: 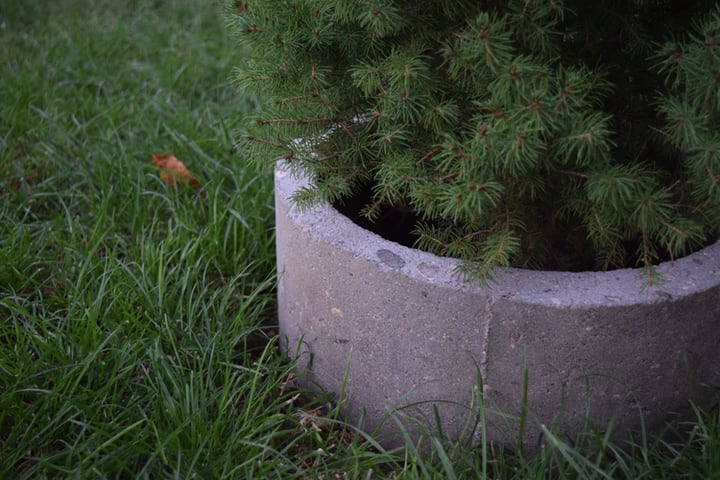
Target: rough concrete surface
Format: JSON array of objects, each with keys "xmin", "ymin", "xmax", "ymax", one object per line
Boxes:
[{"xmin": 274, "ymin": 165, "xmax": 720, "ymax": 450}]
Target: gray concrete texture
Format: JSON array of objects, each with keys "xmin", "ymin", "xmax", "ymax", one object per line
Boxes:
[{"xmin": 274, "ymin": 165, "xmax": 720, "ymax": 449}]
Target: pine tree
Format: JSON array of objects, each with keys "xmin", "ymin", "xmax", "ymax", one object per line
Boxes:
[{"xmin": 229, "ymin": 0, "xmax": 720, "ymax": 280}]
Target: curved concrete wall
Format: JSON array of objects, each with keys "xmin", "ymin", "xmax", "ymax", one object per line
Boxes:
[{"xmin": 274, "ymin": 165, "xmax": 720, "ymax": 449}]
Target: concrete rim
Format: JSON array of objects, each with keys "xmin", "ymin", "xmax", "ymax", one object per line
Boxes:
[{"xmin": 275, "ymin": 165, "xmax": 720, "ymax": 304}]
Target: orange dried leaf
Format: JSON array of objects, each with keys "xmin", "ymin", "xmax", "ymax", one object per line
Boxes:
[{"xmin": 151, "ymin": 154, "xmax": 200, "ymax": 188}]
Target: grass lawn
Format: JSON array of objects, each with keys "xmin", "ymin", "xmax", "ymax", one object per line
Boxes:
[{"xmin": 0, "ymin": 0, "xmax": 718, "ymax": 478}]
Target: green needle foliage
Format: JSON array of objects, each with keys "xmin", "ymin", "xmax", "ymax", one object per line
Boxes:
[{"xmin": 231, "ymin": 0, "xmax": 720, "ymax": 279}]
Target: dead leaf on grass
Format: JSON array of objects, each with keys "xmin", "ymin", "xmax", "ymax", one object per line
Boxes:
[{"xmin": 151, "ymin": 153, "xmax": 200, "ymax": 187}]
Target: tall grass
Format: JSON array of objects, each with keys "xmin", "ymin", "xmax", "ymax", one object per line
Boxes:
[{"xmin": 0, "ymin": 0, "xmax": 718, "ymax": 478}]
